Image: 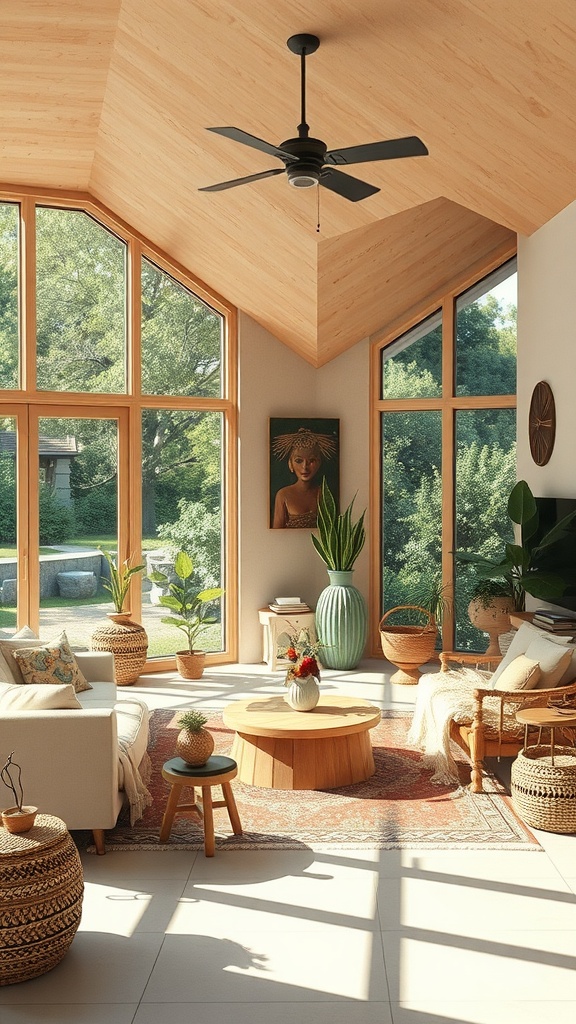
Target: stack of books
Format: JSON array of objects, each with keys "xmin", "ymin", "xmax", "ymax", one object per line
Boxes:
[
  {"xmin": 268, "ymin": 596, "xmax": 311, "ymax": 614},
  {"xmin": 532, "ymin": 609, "xmax": 576, "ymax": 632}
]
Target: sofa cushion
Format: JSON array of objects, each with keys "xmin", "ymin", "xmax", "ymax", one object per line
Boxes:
[
  {"xmin": 7, "ymin": 632, "xmax": 92, "ymax": 692},
  {"xmin": 490, "ymin": 621, "xmax": 572, "ymax": 688},
  {"xmin": 493, "ymin": 654, "xmax": 541, "ymax": 691},
  {"xmin": 0, "ymin": 679, "xmax": 81, "ymax": 710}
]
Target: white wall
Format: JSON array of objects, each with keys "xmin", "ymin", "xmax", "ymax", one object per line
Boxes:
[
  {"xmin": 238, "ymin": 312, "xmax": 370, "ymax": 662},
  {"xmin": 517, "ymin": 199, "xmax": 576, "ymax": 496}
]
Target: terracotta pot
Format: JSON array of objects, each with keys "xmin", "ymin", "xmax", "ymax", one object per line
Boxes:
[
  {"xmin": 1, "ymin": 805, "xmax": 38, "ymax": 833},
  {"xmin": 468, "ymin": 596, "xmax": 515, "ymax": 656},
  {"xmin": 175, "ymin": 650, "xmax": 206, "ymax": 679},
  {"xmin": 175, "ymin": 727, "xmax": 214, "ymax": 765}
]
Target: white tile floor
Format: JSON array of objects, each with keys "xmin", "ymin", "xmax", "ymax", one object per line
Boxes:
[{"xmin": 2, "ymin": 659, "xmax": 576, "ymax": 1024}]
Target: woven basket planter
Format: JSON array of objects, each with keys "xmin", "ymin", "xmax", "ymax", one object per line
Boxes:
[
  {"xmin": 511, "ymin": 745, "xmax": 576, "ymax": 833},
  {"xmin": 91, "ymin": 612, "xmax": 148, "ymax": 685},
  {"xmin": 379, "ymin": 605, "xmax": 437, "ymax": 684},
  {"xmin": 0, "ymin": 814, "xmax": 84, "ymax": 985}
]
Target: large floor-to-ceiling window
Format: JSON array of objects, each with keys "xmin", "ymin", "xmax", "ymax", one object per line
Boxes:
[
  {"xmin": 374, "ymin": 256, "xmax": 517, "ymax": 652},
  {"xmin": 0, "ymin": 193, "xmax": 237, "ymax": 666}
]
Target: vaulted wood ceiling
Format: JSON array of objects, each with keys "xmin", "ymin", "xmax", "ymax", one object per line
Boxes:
[{"xmin": 1, "ymin": 1, "xmax": 575, "ymax": 364}]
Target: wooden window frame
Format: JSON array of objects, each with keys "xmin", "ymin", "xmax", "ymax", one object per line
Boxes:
[{"xmin": 0, "ymin": 188, "xmax": 238, "ymax": 667}]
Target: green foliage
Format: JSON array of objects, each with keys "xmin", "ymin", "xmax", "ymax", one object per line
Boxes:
[
  {"xmin": 73, "ymin": 484, "xmax": 117, "ymax": 536},
  {"xmin": 157, "ymin": 498, "xmax": 222, "ymax": 589},
  {"xmin": 39, "ymin": 488, "xmax": 75, "ymax": 545},
  {"xmin": 453, "ymin": 479, "xmax": 576, "ymax": 611},
  {"xmin": 148, "ymin": 549, "xmax": 224, "ymax": 653},
  {"xmin": 100, "ymin": 549, "xmax": 145, "ymax": 613},
  {"xmin": 177, "ymin": 709, "xmax": 208, "ymax": 732},
  {"xmin": 0, "ymin": 458, "xmax": 16, "ymax": 543},
  {"xmin": 312, "ymin": 480, "xmax": 366, "ymax": 571}
]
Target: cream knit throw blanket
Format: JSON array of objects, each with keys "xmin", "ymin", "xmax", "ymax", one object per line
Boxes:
[{"xmin": 407, "ymin": 668, "xmax": 495, "ymax": 785}]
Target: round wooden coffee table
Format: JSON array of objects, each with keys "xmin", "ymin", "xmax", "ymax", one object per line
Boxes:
[{"xmin": 222, "ymin": 695, "xmax": 381, "ymax": 790}]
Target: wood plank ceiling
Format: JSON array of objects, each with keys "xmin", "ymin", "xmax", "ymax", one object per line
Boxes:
[{"xmin": 1, "ymin": 0, "xmax": 575, "ymax": 364}]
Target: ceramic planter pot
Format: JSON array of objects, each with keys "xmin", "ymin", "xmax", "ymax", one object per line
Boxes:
[
  {"xmin": 285, "ymin": 675, "xmax": 320, "ymax": 711},
  {"xmin": 468, "ymin": 596, "xmax": 514, "ymax": 656},
  {"xmin": 1, "ymin": 805, "xmax": 38, "ymax": 833}
]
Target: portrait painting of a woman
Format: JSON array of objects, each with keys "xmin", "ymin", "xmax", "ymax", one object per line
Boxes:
[{"xmin": 269, "ymin": 419, "xmax": 339, "ymax": 529}]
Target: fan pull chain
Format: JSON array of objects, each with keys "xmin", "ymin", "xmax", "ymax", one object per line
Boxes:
[{"xmin": 317, "ymin": 185, "xmax": 320, "ymax": 233}]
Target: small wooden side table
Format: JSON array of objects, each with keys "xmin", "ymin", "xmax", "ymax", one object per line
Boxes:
[
  {"xmin": 258, "ymin": 608, "xmax": 317, "ymax": 670},
  {"xmin": 515, "ymin": 706, "xmax": 576, "ymax": 764},
  {"xmin": 159, "ymin": 755, "xmax": 242, "ymax": 856}
]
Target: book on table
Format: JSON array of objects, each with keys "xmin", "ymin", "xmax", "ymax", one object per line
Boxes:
[
  {"xmin": 268, "ymin": 603, "xmax": 311, "ymax": 614},
  {"xmin": 533, "ymin": 608, "xmax": 576, "ymax": 624},
  {"xmin": 274, "ymin": 597, "xmax": 302, "ymax": 605}
]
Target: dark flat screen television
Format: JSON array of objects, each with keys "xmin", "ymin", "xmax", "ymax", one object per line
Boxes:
[{"xmin": 533, "ymin": 496, "xmax": 576, "ymax": 612}]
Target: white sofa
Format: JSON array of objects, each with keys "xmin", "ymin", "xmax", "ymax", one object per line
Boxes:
[{"xmin": 0, "ymin": 649, "xmax": 150, "ymax": 854}]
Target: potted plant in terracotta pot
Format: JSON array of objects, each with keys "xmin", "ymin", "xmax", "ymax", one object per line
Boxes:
[
  {"xmin": 90, "ymin": 550, "xmax": 148, "ymax": 685},
  {"xmin": 1, "ymin": 751, "xmax": 37, "ymax": 833},
  {"xmin": 174, "ymin": 709, "xmax": 215, "ymax": 765},
  {"xmin": 467, "ymin": 578, "xmax": 515, "ymax": 656},
  {"xmin": 148, "ymin": 550, "xmax": 224, "ymax": 679}
]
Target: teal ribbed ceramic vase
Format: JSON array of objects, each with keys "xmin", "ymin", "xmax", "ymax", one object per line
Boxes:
[{"xmin": 315, "ymin": 570, "xmax": 368, "ymax": 670}]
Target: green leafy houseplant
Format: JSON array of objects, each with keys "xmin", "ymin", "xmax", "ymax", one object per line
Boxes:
[
  {"xmin": 453, "ymin": 479, "xmax": 576, "ymax": 612},
  {"xmin": 148, "ymin": 550, "xmax": 224, "ymax": 654},
  {"xmin": 100, "ymin": 549, "xmax": 145, "ymax": 613},
  {"xmin": 312, "ymin": 479, "xmax": 366, "ymax": 571}
]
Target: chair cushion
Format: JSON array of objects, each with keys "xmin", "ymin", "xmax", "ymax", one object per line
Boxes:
[
  {"xmin": 492, "ymin": 654, "xmax": 541, "ymax": 691},
  {"xmin": 523, "ymin": 636, "xmax": 574, "ymax": 688},
  {"xmin": 0, "ymin": 680, "xmax": 81, "ymax": 710},
  {"xmin": 490, "ymin": 621, "xmax": 571, "ymax": 687},
  {"xmin": 7, "ymin": 632, "xmax": 92, "ymax": 692}
]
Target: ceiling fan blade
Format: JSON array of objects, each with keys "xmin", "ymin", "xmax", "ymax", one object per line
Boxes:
[
  {"xmin": 206, "ymin": 127, "xmax": 298, "ymax": 163},
  {"xmin": 325, "ymin": 136, "xmax": 428, "ymax": 165},
  {"xmin": 199, "ymin": 168, "xmax": 285, "ymax": 192},
  {"xmin": 320, "ymin": 168, "xmax": 380, "ymax": 202}
]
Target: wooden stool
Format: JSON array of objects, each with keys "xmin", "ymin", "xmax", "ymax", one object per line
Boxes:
[{"xmin": 159, "ymin": 755, "xmax": 242, "ymax": 856}]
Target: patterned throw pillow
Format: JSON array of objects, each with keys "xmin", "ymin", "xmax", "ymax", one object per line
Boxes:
[{"xmin": 12, "ymin": 632, "xmax": 92, "ymax": 693}]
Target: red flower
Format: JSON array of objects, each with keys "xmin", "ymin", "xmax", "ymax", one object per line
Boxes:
[
  {"xmin": 286, "ymin": 647, "xmax": 298, "ymax": 662},
  {"xmin": 295, "ymin": 656, "xmax": 319, "ymax": 679}
]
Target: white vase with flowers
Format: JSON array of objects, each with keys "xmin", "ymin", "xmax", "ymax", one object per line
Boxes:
[{"xmin": 278, "ymin": 626, "xmax": 323, "ymax": 712}]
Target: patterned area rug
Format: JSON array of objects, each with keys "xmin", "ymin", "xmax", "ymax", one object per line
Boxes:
[{"xmin": 93, "ymin": 708, "xmax": 539, "ymax": 852}]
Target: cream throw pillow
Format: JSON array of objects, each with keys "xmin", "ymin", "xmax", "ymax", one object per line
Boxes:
[
  {"xmin": 492, "ymin": 654, "xmax": 541, "ymax": 691},
  {"xmin": 523, "ymin": 636, "xmax": 574, "ymax": 689},
  {"xmin": 0, "ymin": 680, "xmax": 81, "ymax": 710},
  {"xmin": 490, "ymin": 621, "xmax": 571, "ymax": 688},
  {"xmin": 9, "ymin": 631, "xmax": 92, "ymax": 693}
]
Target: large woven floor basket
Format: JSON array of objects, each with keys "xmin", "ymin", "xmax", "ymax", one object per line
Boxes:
[
  {"xmin": 511, "ymin": 745, "xmax": 576, "ymax": 833},
  {"xmin": 379, "ymin": 605, "xmax": 438, "ymax": 685}
]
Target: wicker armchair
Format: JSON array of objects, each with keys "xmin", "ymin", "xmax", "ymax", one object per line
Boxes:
[{"xmin": 440, "ymin": 651, "xmax": 576, "ymax": 793}]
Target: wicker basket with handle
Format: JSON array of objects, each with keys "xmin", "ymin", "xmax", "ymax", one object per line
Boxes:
[{"xmin": 379, "ymin": 605, "xmax": 438, "ymax": 685}]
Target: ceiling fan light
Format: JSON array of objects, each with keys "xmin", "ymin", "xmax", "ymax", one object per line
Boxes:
[{"xmin": 287, "ymin": 164, "xmax": 320, "ymax": 188}]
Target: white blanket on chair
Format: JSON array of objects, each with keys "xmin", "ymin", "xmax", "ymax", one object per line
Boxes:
[{"xmin": 406, "ymin": 668, "xmax": 490, "ymax": 785}]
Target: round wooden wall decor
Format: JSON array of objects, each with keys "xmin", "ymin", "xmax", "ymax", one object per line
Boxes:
[{"xmin": 529, "ymin": 380, "xmax": 556, "ymax": 466}]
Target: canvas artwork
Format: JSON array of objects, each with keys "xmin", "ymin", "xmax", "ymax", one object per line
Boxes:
[{"xmin": 269, "ymin": 417, "xmax": 339, "ymax": 529}]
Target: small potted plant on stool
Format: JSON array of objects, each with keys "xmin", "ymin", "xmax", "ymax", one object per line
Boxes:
[{"xmin": 175, "ymin": 710, "xmax": 215, "ymax": 766}]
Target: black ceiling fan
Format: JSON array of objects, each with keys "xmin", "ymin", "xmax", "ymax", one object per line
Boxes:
[{"xmin": 199, "ymin": 33, "xmax": 428, "ymax": 202}]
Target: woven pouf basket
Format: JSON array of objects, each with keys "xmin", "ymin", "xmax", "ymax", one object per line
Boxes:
[
  {"xmin": 379, "ymin": 605, "xmax": 437, "ymax": 684},
  {"xmin": 0, "ymin": 814, "xmax": 84, "ymax": 985},
  {"xmin": 511, "ymin": 745, "xmax": 576, "ymax": 834},
  {"xmin": 91, "ymin": 612, "xmax": 148, "ymax": 685}
]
